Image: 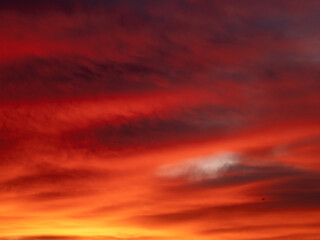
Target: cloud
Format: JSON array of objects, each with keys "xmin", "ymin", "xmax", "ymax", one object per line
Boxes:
[
  {"xmin": 238, "ymin": 233, "xmax": 320, "ymax": 240},
  {"xmin": 51, "ymin": 104, "xmax": 247, "ymax": 157},
  {"xmin": 157, "ymin": 152, "xmax": 240, "ymax": 181},
  {"xmin": 133, "ymin": 159, "xmax": 320, "ymax": 238},
  {"xmin": 250, "ymin": 172, "xmax": 320, "ymax": 208},
  {"xmin": 157, "ymin": 152, "xmax": 301, "ymax": 185},
  {"xmin": 0, "ymin": 167, "xmax": 102, "ymax": 193},
  {"xmin": 0, "ymin": 236, "xmax": 163, "ymax": 240},
  {"xmin": 200, "ymin": 223, "xmax": 320, "ymax": 235},
  {"xmin": 0, "ymin": 57, "xmax": 165, "ymax": 102},
  {"xmin": 0, "ymin": 0, "xmax": 319, "ymax": 239}
]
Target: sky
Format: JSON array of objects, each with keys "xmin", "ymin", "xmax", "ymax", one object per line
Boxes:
[{"xmin": 0, "ymin": 0, "xmax": 320, "ymax": 239}]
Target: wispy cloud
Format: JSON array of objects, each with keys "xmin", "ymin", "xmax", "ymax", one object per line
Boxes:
[
  {"xmin": 0, "ymin": 0, "xmax": 319, "ymax": 239},
  {"xmin": 157, "ymin": 152, "xmax": 240, "ymax": 181}
]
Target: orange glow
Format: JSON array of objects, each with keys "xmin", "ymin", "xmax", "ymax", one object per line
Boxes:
[{"xmin": 0, "ymin": 1, "xmax": 319, "ymax": 240}]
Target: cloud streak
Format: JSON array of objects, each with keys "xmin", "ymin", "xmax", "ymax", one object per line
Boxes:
[
  {"xmin": 157, "ymin": 152, "xmax": 240, "ymax": 181},
  {"xmin": 0, "ymin": 0, "xmax": 319, "ymax": 240}
]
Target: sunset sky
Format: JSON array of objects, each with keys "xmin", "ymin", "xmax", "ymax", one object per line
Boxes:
[{"xmin": 0, "ymin": 1, "xmax": 320, "ymax": 240}]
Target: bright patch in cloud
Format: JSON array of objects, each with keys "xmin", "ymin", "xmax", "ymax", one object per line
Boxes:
[{"xmin": 157, "ymin": 152, "xmax": 240, "ymax": 181}]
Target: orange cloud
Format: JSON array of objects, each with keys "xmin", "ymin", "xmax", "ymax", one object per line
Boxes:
[{"xmin": 0, "ymin": 1, "xmax": 319, "ymax": 240}]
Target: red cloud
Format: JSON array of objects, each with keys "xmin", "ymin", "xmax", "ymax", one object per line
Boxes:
[{"xmin": 0, "ymin": 1, "xmax": 319, "ymax": 240}]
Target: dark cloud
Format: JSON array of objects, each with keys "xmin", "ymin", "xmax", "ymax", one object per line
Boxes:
[
  {"xmin": 133, "ymin": 198, "xmax": 319, "ymax": 226},
  {"xmin": 67, "ymin": 116, "xmax": 201, "ymax": 152},
  {"xmin": 0, "ymin": 168, "xmax": 100, "ymax": 192},
  {"xmin": 134, "ymin": 161, "xmax": 320, "ymax": 226},
  {"xmin": 159, "ymin": 156, "xmax": 303, "ymax": 190},
  {"xmin": 252, "ymin": 172, "xmax": 320, "ymax": 208},
  {"xmin": 196, "ymin": 163, "xmax": 302, "ymax": 188},
  {"xmin": 0, "ymin": 57, "xmax": 165, "ymax": 102},
  {"xmin": 239, "ymin": 233, "xmax": 320, "ymax": 240},
  {"xmin": 64, "ymin": 106, "xmax": 245, "ymax": 153},
  {"xmin": 13, "ymin": 236, "xmax": 80, "ymax": 240},
  {"xmin": 0, "ymin": 0, "xmax": 319, "ymax": 239},
  {"xmin": 243, "ymin": 135, "xmax": 320, "ymax": 161},
  {"xmin": 0, "ymin": 0, "xmax": 120, "ymax": 14},
  {"xmin": 26, "ymin": 190, "xmax": 92, "ymax": 202},
  {"xmin": 200, "ymin": 222, "xmax": 320, "ymax": 235},
  {"xmin": 0, "ymin": 235, "xmax": 163, "ymax": 240}
]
